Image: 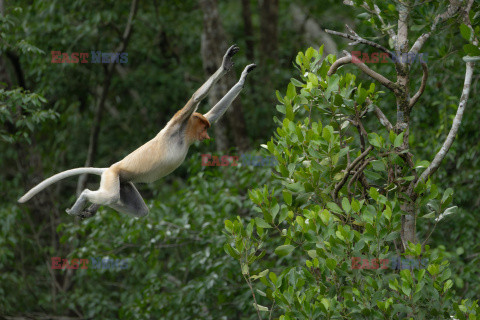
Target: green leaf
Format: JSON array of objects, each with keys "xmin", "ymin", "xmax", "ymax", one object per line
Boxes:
[
  {"xmin": 351, "ymin": 199, "xmax": 361, "ymax": 212},
  {"xmin": 355, "ymin": 87, "xmax": 367, "ymax": 105},
  {"xmin": 441, "ymin": 188, "xmax": 454, "ymax": 204},
  {"xmin": 286, "ymin": 83, "xmax": 296, "ymax": 99},
  {"xmin": 271, "ymin": 202, "xmax": 280, "ymax": 221},
  {"xmin": 225, "ymin": 220, "xmax": 234, "ymax": 232},
  {"xmin": 255, "ymin": 217, "xmax": 272, "ymax": 228},
  {"xmin": 443, "ymin": 279, "xmax": 453, "ymax": 293},
  {"xmin": 253, "ymin": 303, "xmax": 269, "ymax": 312},
  {"xmin": 401, "ymin": 282, "xmax": 411, "ymax": 296},
  {"xmin": 276, "ymin": 90, "xmax": 284, "ymax": 103},
  {"xmin": 385, "ymin": 231, "xmax": 399, "ymax": 241},
  {"xmin": 394, "ymin": 131, "xmax": 404, "ymax": 148},
  {"xmin": 224, "ymin": 244, "xmax": 240, "ymax": 259},
  {"xmin": 460, "ymin": 24, "xmax": 472, "ymax": 41},
  {"xmin": 415, "ymin": 160, "xmax": 430, "ymax": 169},
  {"xmin": 290, "ymin": 78, "xmax": 304, "ymax": 87},
  {"xmin": 241, "ymin": 263, "xmax": 249, "ymax": 275},
  {"xmin": 464, "ymin": 44, "xmax": 480, "ymax": 56},
  {"xmin": 327, "ymin": 202, "xmax": 342, "ymax": 213},
  {"xmin": 384, "ymin": 206, "xmax": 392, "ymax": 221},
  {"xmin": 368, "ymin": 132, "xmax": 382, "ymax": 148},
  {"xmin": 326, "ymin": 258, "xmax": 337, "ymax": 270},
  {"xmin": 283, "ymin": 190, "xmax": 292, "ymax": 206},
  {"xmin": 275, "ymin": 245, "xmax": 295, "ymax": 257},
  {"xmin": 322, "ymin": 126, "xmax": 332, "ymax": 141},
  {"xmin": 421, "ymin": 211, "xmax": 436, "ymax": 219},
  {"xmin": 269, "ymin": 271, "xmax": 277, "ymax": 284},
  {"xmin": 370, "ymin": 160, "xmax": 386, "ymax": 171},
  {"xmin": 389, "ymin": 130, "xmax": 396, "ymax": 144},
  {"xmin": 319, "ymin": 209, "xmax": 331, "ymax": 225},
  {"xmin": 278, "ymin": 208, "xmax": 289, "ymax": 223},
  {"xmin": 341, "ymin": 197, "xmax": 351, "ymax": 214},
  {"xmin": 368, "ymin": 187, "xmax": 379, "ymax": 201}
]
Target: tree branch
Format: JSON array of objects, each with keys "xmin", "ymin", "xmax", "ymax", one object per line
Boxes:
[
  {"xmin": 409, "ymin": 62, "xmax": 428, "ymax": 109},
  {"xmin": 414, "ymin": 61, "xmax": 474, "ymax": 189},
  {"xmin": 334, "ymin": 146, "xmax": 373, "ymax": 200},
  {"xmin": 347, "ymin": 159, "xmax": 371, "ymax": 194},
  {"xmin": 324, "ymin": 28, "xmax": 391, "ymax": 56},
  {"xmin": 327, "ymin": 53, "xmax": 397, "ymax": 93},
  {"xmin": 410, "ymin": 0, "xmax": 461, "ymax": 54},
  {"xmin": 371, "ymin": 104, "xmax": 394, "ymax": 131}
]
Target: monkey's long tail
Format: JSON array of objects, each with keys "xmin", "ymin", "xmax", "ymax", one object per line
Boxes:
[{"xmin": 18, "ymin": 167, "xmax": 108, "ymax": 203}]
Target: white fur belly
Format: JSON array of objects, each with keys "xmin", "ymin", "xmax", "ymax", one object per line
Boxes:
[{"xmin": 132, "ymin": 144, "xmax": 189, "ymax": 183}]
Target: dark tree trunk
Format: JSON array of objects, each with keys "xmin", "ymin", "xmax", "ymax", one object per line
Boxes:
[
  {"xmin": 258, "ymin": 0, "xmax": 279, "ymax": 64},
  {"xmin": 241, "ymin": 0, "xmax": 255, "ymax": 62},
  {"xmin": 199, "ymin": 0, "xmax": 250, "ymax": 152},
  {"xmin": 76, "ymin": 0, "xmax": 138, "ymax": 193}
]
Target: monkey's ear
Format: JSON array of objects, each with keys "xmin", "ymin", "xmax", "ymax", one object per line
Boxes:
[{"xmin": 192, "ymin": 112, "xmax": 211, "ymax": 128}]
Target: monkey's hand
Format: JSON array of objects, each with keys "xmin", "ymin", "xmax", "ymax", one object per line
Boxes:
[{"xmin": 222, "ymin": 44, "xmax": 240, "ymax": 72}]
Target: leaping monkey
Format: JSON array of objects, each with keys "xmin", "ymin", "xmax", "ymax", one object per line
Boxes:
[{"xmin": 19, "ymin": 45, "xmax": 256, "ymax": 218}]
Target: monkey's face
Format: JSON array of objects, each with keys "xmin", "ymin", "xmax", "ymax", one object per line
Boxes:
[
  {"xmin": 198, "ymin": 124, "xmax": 210, "ymax": 141},
  {"xmin": 190, "ymin": 113, "xmax": 211, "ymax": 142}
]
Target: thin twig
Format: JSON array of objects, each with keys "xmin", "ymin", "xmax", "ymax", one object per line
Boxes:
[
  {"xmin": 325, "ymin": 28, "xmax": 391, "ymax": 56},
  {"xmin": 421, "ymin": 218, "xmax": 439, "ymax": 250},
  {"xmin": 347, "ymin": 159, "xmax": 371, "ymax": 192},
  {"xmin": 334, "ymin": 146, "xmax": 373, "ymax": 200},
  {"xmin": 242, "ymin": 268, "xmax": 263, "ymax": 320},
  {"xmin": 409, "ymin": 62, "xmax": 428, "ymax": 109}
]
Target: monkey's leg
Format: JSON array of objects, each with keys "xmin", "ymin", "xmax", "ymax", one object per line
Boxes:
[
  {"xmin": 66, "ymin": 191, "xmax": 90, "ymax": 216},
  {"xmin": 66, "ymin": 168, "xmax": 120, "ymax": 216},
  {"xmin": 109, "ymin": 182, "xmax": 149, "ymax": 217},
  {"xmin": 204, "ymin": 63, "xmax": 256, "ymax": 124}
]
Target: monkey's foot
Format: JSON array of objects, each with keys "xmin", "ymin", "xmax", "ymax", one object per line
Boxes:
[
  {"xmin": 79, "ymin": 210, "xmax": 96, "ymax": 219},
  {"xmin": 222, "ymin": 44, "xmax": 240, "ymax": 71},
  {"xmin": 79, "ymin": 204, "xmax": 100, "ymax": 219},
  {"xmin": 240, "ymin": 63, "xmax": 257, "ymax": 82},
  {"xmin": 244, "ymin": 63, "xmax": 256, "ymax": 74}
]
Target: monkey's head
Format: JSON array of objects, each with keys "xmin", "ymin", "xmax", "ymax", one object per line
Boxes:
[{"xmin": 190, "ymin": 112, "xmax": 211, "ymax": 142}]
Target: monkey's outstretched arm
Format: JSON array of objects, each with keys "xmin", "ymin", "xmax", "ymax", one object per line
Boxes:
[
  {"xmin": 204, "ymin": 63, "xmax": 256, "ymax": 124},
  {"xmin": 18, "ymin": 167, "xmax": 107, "ymax": 203},
  {"xmin": 170, "ymin": 44, "xmax": 240, "ymax": 126}
]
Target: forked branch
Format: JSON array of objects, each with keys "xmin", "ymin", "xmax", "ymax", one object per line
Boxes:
[{"xmin": 334, "ymin": 146, "xmax": 373, "ymax": 200}]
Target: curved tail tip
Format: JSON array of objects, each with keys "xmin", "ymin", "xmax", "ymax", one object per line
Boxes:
[{"xmin": 18, "ymin": 196, "xmax": 28, "ymax": 203}]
